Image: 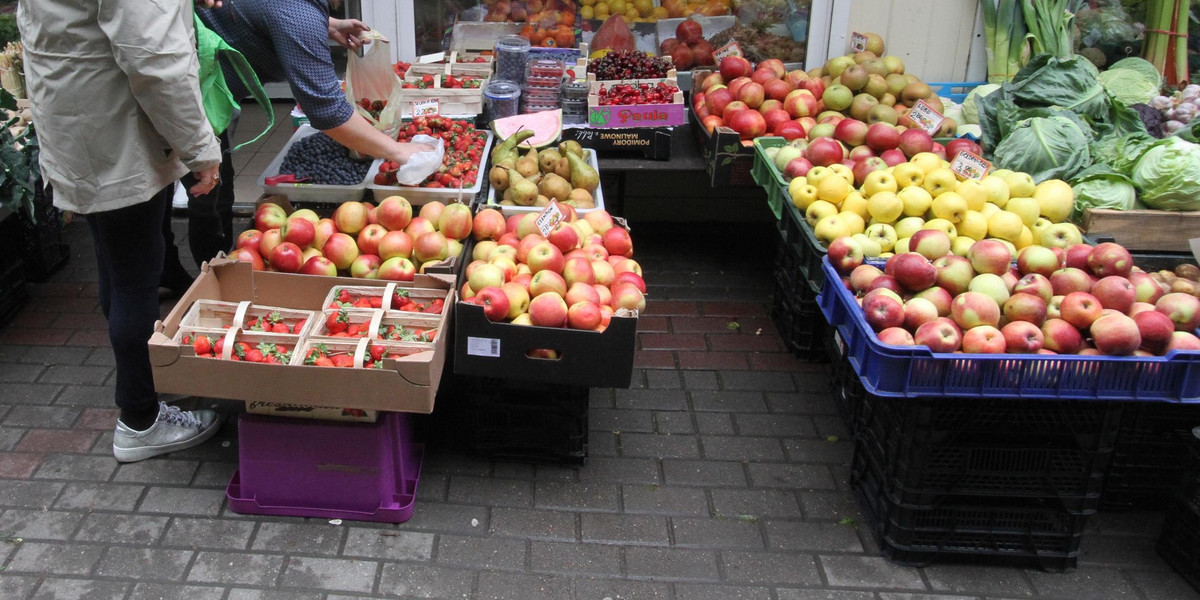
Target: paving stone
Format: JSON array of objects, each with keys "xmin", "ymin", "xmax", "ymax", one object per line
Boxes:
[
  {"xmin": 676, "ymin": 350, "xmax": 749, "ymax": 370},
  {"xmin": 529, "ymin": 540, "xmax": 621, "ymax": 575},
  {"xmin": 653, "ymin": 411, "xmax": 695, "ymax": 434},
  {"xmin": 721, "ymin": 550, "xmax": 822, "ymax": 585},
  {"xmin": 34, "ymin": 454, "xmax": 116, "ymax": 482},
  {"xmin": 682, "ymin": 371, "xmax": 720, "ymax": 391},
  {"xmin": 534, "ymin": 481, "xmax": 620, "ymax": 512},
  {"xmin": 747, "ymin": 463, "xmax": 836, "ymax": 489},
  {"xmin": 877, "ymin": 595, "xmax": 979, "ymax": 600},
  {"xmin": 436, "ymin": 534, "xmax": 526, "ymax": 571},
  {"xmin": 615, "ymin": 388, "xmax": 688, "ymax": 410},
  {"xmin": 377, "ymin": 563, "xmax": 475, "ymax": 599},
  {"xmin": 921, "ymin": 564, "xmax": 1033, "ymax": 597},
  {"xmin": 701, "ymin": 435, "xmax": 787, "ymax": 461},
  {"xmin": 590, "ymin": 408, "xmax": 654, "ymax": 433},
  {"xmin": 675, "ymin": 583, "xmax": 775, "ymax": 599},
  {"xmin": 420, "ymin": 451, "xmax": 493, "ymax": 477},
  {"xmin": 0, "ymin": 363, "xmax": 46, "ymax": 383},
  {"xmin": 620, "ymin": 484, "xmax": 710, "ymax": 516},
  {"xmin": 0, "ymin": 453, "xmax": 41, "ymax": 478},
  {"xmin": 28, "ymin": 577, "xmax": 129, "ymax": 600},
  {"xmin": 477, "ymin": 571, "xmax": 571, "ymax": 600},
  {"xmin": 709, "ymin": 489, "xmax": 803, "ymax": 519},
  {"xmin": 490, "ymin": 462, "xmax": 536, "ymax": 480},
  {"xmin": 623, "ymin": 546, "xmax": 719, "ymax": 582},
  {"xmin": 1122, "ymin": 569, "xmax": 1200, "ymax": 600},
  {"xmin": 0, "ymin": 509, "xmax": 82, "ymax": 541},
  {"xmin": 416, "ymin": 472, "xmax": 449, "ymax": 502},
  {"xmin": 689, "ymin": 390, "xmax": 768, "ymax": 412},
  {"xmin": 1025, "ymin": 566, "xmax": 1141, "ymax": 599},
  {"xmin": 128, "ymin": 584, "xmax": 228, "ymax": 600},
  {"xmin": 580, "ymin": 512, "xmax": 669, "ymax": 545},
  {"xmin": 75, "ymin": 408, "xmax": 119, "ymax": 431},
  {"xmin": 812, "ymin": 414, "xmax": 851, "ymax": 440},
  {"xmin": 227, "ymin": 590, "xmax": 322, "ymax": 600},
  {"xmin": 619, "ymin": 432, "xmax": 700, "ymax": 459},
  {"xmin": 4, "ymin": 405, "xmax": 79, "ymax": 428},
  {"xmin": 75, "ymin": 512, "xmax": 169, "ymax": 544},
  {"xmin": 662, "ymin": 459, "xmax": 747, "ymax": 487},
  {"xmin": 577, "ymin": 456, "xmax": 660, "ymax": 484},
  {"xmin": 0, "ymin": 426, "xmax": 22, "ymax": 451},
  {"xmin": 280, "ymin": 556, "xmax": 378, "ymax": 594},
  {"xmin": 401, "ymin": 501, "xmax": 489, "ymax": 534},
  {"xmin": 164, "ymin": 517, "xmax": 256, "ymax": 550},
  {"xmin": 763, "ymin": 520, "xmax": 863, "ymax": 552},
  {"xmin": 798, "ymin": 490, "xmax": 863, "ymax": 521},
  {"xmin": 96, "ymin": 546, "xmax": 193, "ymax": 581},
  {"xmin": 695, "ymin": 413, "xmax": 736, "ymax": 435},
  {"xmin": 4, "ymin": 541, "xmax": 104, "ymax": 575},
  {"xmin": 39, "ymin": 365, "xmax": 111, "ymax": 386},
  {"xmin": 447, "ymin": 475, "xmax": 534, "ymax": 508},
  {"xmin": 342, "ymin": 527, "xmax": 434, "ymax": 560},
  {"xmin": 590, "ymin": 430, "xmax": 620, "ymax": 457},
  {"xmin": 1077, "ymin": 533, "xmax": 1171, "ymax": 569},
  {"xmin": 139, "ymin": 486, "xmax": 225, "ymax": 516},
  {"xmin": 721, "ymin": 370, "xmax": 796, "ymax": 392},
  {"xmin": 16, "ymin": 429, "xmax": 97, "ymax": 454},
  {"xmin": 488, "ymin": 507, "xmax": 576, "ymax": 541},
  {"xmin": 191, "ymin": 461, "xmax": 237, "ymax": 488},
  {"xmin": 820, "ymin": 555, "xmax": 927, "ymax": 590},
  {"xmin": 0, "ymin": 575, "xmax": 37, "ymax": 600},
  {"xmin": 765, "ymin": 392, "xmax": 840, "ymax": 415},
  {"xmin": 590, "ymin": 387, "xmax": 617, "ymax": 406},
  {"xmin": 252, "ymin": 521, "xmax": 344, "ymax": 555},
  {"xmin": 572, "ymin": 576, "xmax": 671, "ymax": 599},
  {"xmin": 0, "ymin": 382, "xmax": 63, "ymax": 405},
  {"xmin": 784, "ymin": 439, "xmax": 854, "ymax": 464},
  {"xmin": 52, "ymin": 482, "xmax": 140, "ymax": 511},
  {"xmin": 736, "ymin": 413, "xmax": 817, "ymax": 437},
  {"xmin": 673, "ymin": 516, "xmax": 765, "ymax": 549},
  {"xmin": 188, "ymin": 550, "xmax": 284, "ymax": 586},
  {"xmin": 112, "ymin": 459, "xmax": 200, "ymax": 485},
  {"xmin": 775, "ymin": 591, "xmax": 875, "ymax": 600}
]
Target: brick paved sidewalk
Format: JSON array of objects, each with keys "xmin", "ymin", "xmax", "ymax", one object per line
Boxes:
[{"xmin": 0, "ymin": 216, "xmax": 1196, "ymax": 600}]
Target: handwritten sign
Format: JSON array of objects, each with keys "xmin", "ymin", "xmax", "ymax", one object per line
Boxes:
[
  {"xmin": 908, "ymin": 99, "xmax": 945, "ymax": 135},
  {"xmin": 411, "ymin": 98, "xmax": 440, "ymax": 117},
  {"xmin": 713, "ymin": 41, "xmax": 743, "ymax": 62},
  {"xmin": 849, "ymin": 32, "xmax": 868, "ymax": 52},
  {"xmin": 950, "ymin": 150, "xmax": 992, "ymax": 181},
  {"xmin": 535, "ymin": 201, "xmax": 565, "ymax": 237}
]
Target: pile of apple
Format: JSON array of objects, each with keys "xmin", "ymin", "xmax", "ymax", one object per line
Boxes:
[
  {"xmin": 458, "ymin": 208, "xmax": 645, "ymax": 333},
  {"xmin": 231, "ymin": 198, "xmax": 473, "ymax": 280},
  {"xmin": 692, "ymin": 56, "xmax": 813, "ymax": 141},
  {"xmin": 783, "ymin": 151, "xmax": 1084, "ymax": 258},
  {"xmin": 829, "ymin": 233, "xmax": 1200, "ymax": 356}
]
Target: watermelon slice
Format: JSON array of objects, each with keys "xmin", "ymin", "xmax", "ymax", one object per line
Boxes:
[{"xmin": 490, "ymin": 109, "xmax": 562, "ymax": 149}]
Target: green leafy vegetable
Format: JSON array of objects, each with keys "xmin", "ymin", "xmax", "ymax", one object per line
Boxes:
[
  {"xmin": 961, "ymin": 84, "xmax": 1001, "ymax": 125},
  {"xmin": 992, "ymin": 114, "xmax": 1092, "ymax": 183},
  {"xmin": 1130, "ymin": 137, "xmax": 1200, "ymax": 211},
  {"xmin": 1097, "ymin": 57, "xmax": 1161, "ymax": 105},
  {"xmin": 1069, "ymin": 164, "xmax": 1137, "ymax": 218}
]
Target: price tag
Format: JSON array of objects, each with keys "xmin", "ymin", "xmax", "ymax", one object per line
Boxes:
[
  {"xmin": 535, "ymin": 201, "xmax": 565, "ymax": 237},
  {"xmin": 466, "ymin": 336, "xmax": 501, "ymax": 358},
  {"xmin": 849, "ymin": 32, "xmax": 868, "ymax": 52},
  {"xmin": 411, "ymin": 98, "xmax": 440, "ymax": 117},
  {"xmin": 417, "ymin": 51, "xmax": 446, "ymax": 64},
  {"xmin": 950, "ymin": 150, "xmax": 991, "ymax": 181},
  {"xmin": 907, "ymin": 99, "xmax": 945, "ymax": 135},
  {"xmin": 713, "ymin": 41, "xmax": 743, "ymax": 62}
]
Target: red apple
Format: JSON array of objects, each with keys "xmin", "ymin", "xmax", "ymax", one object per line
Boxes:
[
  {"xmin": 950, "ymin": 291, "xmax": 1001, "ymax": 329},
  {"xmin": 349, "ymin": 254, "xmax": 382, "ymax": 279},
  {"xmin": 1063, "ymin": 243, "xmax": 1093, "ymax": 270},
  {"xmin": 736, "ymin": 81, "xmax": 765, "ymax": 109},
  {"xmin": 914, "ymin": 318, "xmax": 962, "ymax": 352},
  {"xmin": 1166, "ymin": 331, "xmax": 1200, "ymax": 352},
  {"xmin": 1049, "ymin": 267, "xmax": 1094, "ymax": 296},
  {"xmin": 376, "ymin": 256, "xmax": 416, "ymax": 281},
  {"xmin": 610, "ymin": 282, "xmax": 646, "ymax": 313},
  {"xmin": 1013, "ymin": 273, "xmax": 1054, "ymax": 304},
  {"xmin": 1086, "ymin": 242, "xmax": 1134, "ymax": 278},
  {"xmin": 602, "ymin": 227, "xmax": 633, "ymax": 258},
  {"xmin": 375, "ymin": 195, "xmax": 413, "ymax": 231},
  {"xmin": 377, "ymin": 230, "xmax": 414, "ymax": 261},
  {"xmin": 1134, "ymin": 310, "xmax": 1176, "ymax": 354},
  {"xmin": 891, "ymin": 252, "xmax": 936, "ymax": 292},
  {"xmin": 280, "ymin": 216, "xmax": 316, "ymax": 249},
  {"xmin": 897, "ymin": 128, "xmax": 934, "ymax": 158},
  {"xmin": 914, "ymin": 286, "xmax": 953, "ymax": 317},
  {"xmin": 333, "ymin": 201, "xmax": 370, "ymax": 235},
  {"xmin": 833, "ymin": 118, "xmax": 868, "ymax": 147},
  {"xmin": 297, "ymin": 254, "xmax": 336, "ymax": 276},
  {"xmin": 1091, "ymin": 313, "xmax": 1141, "ymax": 355},
  {"xmin": 909, "ymin": 229, "xmax": 951, "ymax": 261},
  {"xmin": 474, "ymin": 286, "xmax": 511, "ymax": 322},
  {"xmin": 763, "ymin": 78, "xmax": 794, "ymax": 103},
  {"xmin": 236, "ymin": 229, "xmax": 263, "ymax": 255},
  {"xmin": 719, "ymin": 55, "xmax": 753, "ymax": 81},
  {"xmin": 877, "ymin": 326, "xmax": 915, "ymax": 346},
  {"xmin": 728, "ymin": 108, "xmax": 768, "ymax": 140},
  {"xmin": 562, "ymin": 256, "xmax": 596, "ymax": 287},
  {"xmin": 1155, "ymin": 292, "xmax": 1200, "ymax": 332},
  {"xmin": 827, "ymin": 236, "xmax": 865, "ymax": 275},
  {"xmin": 1091, "ymin": 275, "xmax": 1137, "ymax": 314},
  {"xmin": 1041, "ymin": 318, "xmax": 1084, "ymax": 354},
  {"xmin": 862, "ymin": 292, "xmax": 905, "ymax": 331},
  {"xmin": 806, "ymin": 136, "xmax": 846, "ymax": 167},
  {"xmin": 705, "ymin": 87, "xmax": 735, "ymax": 117},
  {"xmin": 567, "ymin": 300, "xmax": 603, "ymax": 330},
  {"xmin": 1060, "ymin": 292, "xmax": 1103, "ymax": 330},
  {"xmin": 933, "ymin": 255, "xmax": 975, "ymax": 297},
  {"xmin": 903, "ymin": 297, "xmax": 940, "ymax": 331},
  {"xmin": 268, "ymin": 241, "xmax": 304, "ymax": 273},
  {"xmin": 529, "ymin": 270, "xmax": 568, "ymax": 298},
  {"xmin": 356, "ymin": 223, "xmax": 388, "ymax": 256},
  {"xmin": 230, "ymin": 246, "xmax": 265, "ymax": 271},
  {"xmin": 1003, "ymin": 293, "xmax": 1048, "ymax": 326},
  {"xmin": 412, "ymin": 231, "xmax": 449, "ymax": 264},
  {"xmin": 322, "ymin": 232, "xmax": 359, "ymax": 271},
  {"xmin": 962, "ymin": 325, "xmax": 1007, "ymax": 353},
  {"xmin": 253, "ymin": 203, "xmax": 287, "ymax": 232},
  {"xmin": 1016, "ymin": 245, "xmax": 1061, "ymax": 278},
  {"xmin": 782, "ymin": 89, "xmax": 819, "ymax": 118},
  {"xmin": 783, "ymin": 156, "xmax": 813, "ymax": 178},
  {"xmin": 1002, "ymin": 320, "xmax": 1044, "ymax": 353}
]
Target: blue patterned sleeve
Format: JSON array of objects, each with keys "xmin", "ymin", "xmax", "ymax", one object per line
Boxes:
[{"xmin": 262, "ymin": 3, "xmax": 354, "ymax": 130}]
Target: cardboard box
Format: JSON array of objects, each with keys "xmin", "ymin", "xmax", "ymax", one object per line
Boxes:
[
  {"xmin": 586, "ymin": 73, "xmax": 686, "ymax": 129},
  {"xmin": 245, "ymin": 401, "xmax": 379, "ymax": 423},
  {"xmin": 562, "ymin": 126, "xmax": 673, "ymax": 160},
  {"xmin": 690, "ymin": 69, "xmax": 756, "ymax": 187},
  {"xmin": 452, "ymin": 301, "xmax": 636, "ymax": 388},
  {"xmin": 149, "ymin": 258, "xmax": 454, "ymax": 413}
]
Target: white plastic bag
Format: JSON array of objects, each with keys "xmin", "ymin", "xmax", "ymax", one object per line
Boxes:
[{"xmin": 394, "ymin": 134, "xmax": 444, "ymax": 186}]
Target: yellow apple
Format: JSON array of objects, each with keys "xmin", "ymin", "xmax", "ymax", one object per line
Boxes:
[
  {"xmin": 837, "ymin": 210, "xmax": 866, "ymax": 234},
  {"xmin": 805, "ymin": 166, "xmax": 835, "ymax": 188},
  {"xmin": 922, "ymin": 168, "xmax": 959, "ymax": 197},
  {"xmin": 922, "ymin": 218, "xmax": 958, "ymax": 239},
  {"xmin": 1004, "ymin": 196, "xmax": 1041, "ymax": 227},
  {"xmin": 894, "ymin": 216, "xmax": 926, "ymax": 239},
  {"xmin": 979, "ymin": 202, "xmax": 1001, "ymax": 218},
  {"xmin": 1033, "ymin": 179, "xmax": 1075, "ymax": 222},
  {"xmin": 894, "ymin": 237, "xmax": 910, "ymax": 254},
  {"xmin": 1040, "ymin": 222, "xmax": 1083, "ymax": 248},
  {"xmin": 957, "ymin": 209, "xmax": 988, "ymax": 241},
  {"xmin": 866, "ymin": 191, "xmax": 904, "ymax": 223},
  {"xmin": 909, "ymin": 152, "xmax": 944, "ymax": 174},
  {"xmin": 987, "ymin": 210, "xmax": 1024, "ymax": 242},
  {"xmin": 1000, "ymin": 170, "xmax": 1036, "ymax": 198},
  {"xmin": 931, "ymin": 191, "xmax": 968, "ymax": 223},
  {"xmin": 864, "ymin": 222, "xmax": 898, "ymax": 252},
  {"xmin": 862, "ymin": 170, "xmax": 899, "ymax": 197},
  {"xmin": 840, "ymin": 191, "xmax": 869, "ymax": 219},
  {"xmin": 1031, "ymin": 216, "xmax": 1053, "ymax": 240},
  {"xmin": 897, "ymin": 186, "xmax": 933, "ymax": 217},
  {"xmin": 951, "ymin": 235, "xmax": 975, "ymax": 256},
  {"xmin": 851, "ymin": 233, "xmax": 882, "ymax": 257},
  {"xmin": 817, "ymin": 174, "xmax": 851, "ymax": 205},
  {"xmin": 828, "ymin": 163, "xmax": 855, "ymax": 186},
  {"xmin": 814, "ymin": 213, "xmax": 860, "ymax": 245},
  {"xmin": 805, "ymin": 199, "xmax": 839, "ymax": 227},
  {"xmin": 789, "ymin": 179, "xmax": 819, "ymax": 210},
  {"xmin": 954, "ymin": 179, "xmax": 989, "ymax": 211},
  {"xmin": 892, "ymin": 163, "xmax": 925, "ymax": 188},
  {"xmin": 994, "ymin": 238, "xmax": 1018, "ymax": 257},
  {"xmin": 980, "ymin": 175, "xmax": 1010, "ymax": 208},
  {"xmin": 1016, "ymin": 225, "xmax": 1034, "ymax": 249}
]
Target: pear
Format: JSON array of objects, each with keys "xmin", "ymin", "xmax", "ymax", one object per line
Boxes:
[
  {"xmin": 514, "ymin": 154, "xmax": 539, "ymax": 179},
  {"xmin": 538, "ymin": 148, "xmax": 563, "ymax": 174},
  {"xmin": 488, "ymin": 165, "xmax": 510, "ymax": 193},
  {"xmin": 538, "ymin": 173, "xmax": 572, "ymax": 202},
  {"xmin": 504, "ymin": 175, "xmax": 539, "ymax": 206},
  {"xmin": 534, "ymin": 194, "xmax": 551, "ymax": 207},
  {"xmin": 553, "ymin": 156, "xmax": 571, "ymax": 180},
  {"xmin": 566, "ymin": 188, "xmax": 594, "ymax": 207},
  {"xmin": 558, "ymin": 140, "xmax": 584, "ymax": 159},
  {"xmin": 565, "ymin": 151, "xmax": 599, "ymax": 194}
]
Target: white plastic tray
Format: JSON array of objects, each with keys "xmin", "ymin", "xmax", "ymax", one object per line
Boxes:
[
  {"xmin": 366, "ymin": 130, "xmax": 494, "ymax": 206},
  {"xmin": 257, "ymin": 124, "xmax": 371, "ymax": 203},
  {"xmin": 483, "ymin": 148, "xmax": 605, "ymax": 216}
]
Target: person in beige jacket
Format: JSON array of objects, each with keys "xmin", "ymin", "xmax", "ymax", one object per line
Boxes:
[{"xmin": 19, "ymin": 0, "xmax": 226, "ymax": 462}]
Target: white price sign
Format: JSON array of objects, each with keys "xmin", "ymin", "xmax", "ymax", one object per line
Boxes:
[
  {"xmin": 713, "ymin": 41, "xmax": 743, "ymax": 62},
  {"xmin": 908, "ymin": 99, "xmax": 945, "ymax": 135},
  {"xmin": 535, "ymin": 202, "xmax": 565, "ymax": 237},
  {"xmin": 950, "ymin": 150, "xmax": 992, "ymax": 181},
  {"xmin": 849, "ymin": 32, "xmax": 868, "ymax": 52},
  {"xmin": 466, "ymin": 336, "xmax": 500, "ymax": 358},
  {"xmin": 411, "ymin": 98, "xmax": 440, "ymax": 117}
]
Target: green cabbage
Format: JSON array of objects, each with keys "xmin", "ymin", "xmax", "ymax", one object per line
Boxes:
[
  {"xmin": 1098, "ymin": 57, "xmax": 1161, "ymax": 105},
  {"xmin": 1131, "ymin": 137, "xmax": 1200, "ymax": 210},
  {"xmin": 961, "ymin": 84, "xmax": 1000, "ymax": 125},
  {"xmin": 991, "ymin": 114, "xmax": 1092, "ymax": 183},
  {"xmin": 1069, "ymin": 165, "xmax": 1137, "ymax": 219}
]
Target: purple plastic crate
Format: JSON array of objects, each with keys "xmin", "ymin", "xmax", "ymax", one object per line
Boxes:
[
  {"xmin": 226, "ymin": 412, "xmax": 423, "ymax": 523},
  {"xmin": 816, "ymin": 257, "xmax": 1200, "ymax": 401}
]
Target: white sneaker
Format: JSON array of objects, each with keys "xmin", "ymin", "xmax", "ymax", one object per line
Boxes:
[{"xmin": 112, "ymin": 402, "xmax": 220, "ymax": 463}]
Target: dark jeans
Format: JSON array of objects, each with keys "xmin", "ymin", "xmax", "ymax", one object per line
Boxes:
[
  {"xmin": 86, "ymin": 185, "xmax": 174, "ymax": 414},
  {"xmin": 178, "ymin": 129, "xmax": 236, "ymax": 270}
]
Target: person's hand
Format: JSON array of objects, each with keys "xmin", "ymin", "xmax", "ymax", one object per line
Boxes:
[
  {"xmin": 194, "ymin": 0, "xmax": 222, "ymax": 8},
  {"xmin": 391, "ymin": 141, "xmax": 436, "ymax": 164},
  {"xmin": 329, "ymin": 18, "xmax": 372, "ymax": 52},
  {"xmin": 188, "ymin": 165, "xmax": 222, "ymax": 197}
]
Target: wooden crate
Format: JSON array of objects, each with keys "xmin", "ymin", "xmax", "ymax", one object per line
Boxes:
[{"xmin": 1081, "ymin": 208, "xmax": 1200, "ymax": 253}]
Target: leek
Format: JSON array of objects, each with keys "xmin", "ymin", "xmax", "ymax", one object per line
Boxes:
[
  {"xmin": 1022, "ymin": 0, "xmax": 1074, "ymax": 59},
  {"xmin": 982, "ymin": 0, "xmax": 1028, "ymax": 83}
]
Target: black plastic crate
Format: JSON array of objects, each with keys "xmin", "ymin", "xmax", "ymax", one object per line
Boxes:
[
  {"xmin": 1179, "ymin": 427, "xmax": 1200, "ymax": 512},
  {"xmin": 15, "ymin": 185, "xmax": 71, "ymax": 282},
  {"xmin": 437, "ymin": 374, "xmax": 588, "ymax": 467},
  {"xmin": 825, "ymin": 331, "xmax": 864, "ymax": 436},
  {"xmin": 0, "ymin": 257, "xmax": 29, "ymax": 326},
  {"xmin": 1102, "ymin": 403, "xmax": 1200, "ymax": 510},
  {"xmin": 852, "ymin": 393, "xmax": 1119, "ymax": 510},
  {"xmin": 1157, "ymin": 501, "xmax": 1200, "ymax": 594},
  {"xmin": 770, "ymin": 235, "xmax": 828, "ymax": 362},
  {"xmin": 855, "ymin": 453, "xmax": 1087, "ymax": 573}
]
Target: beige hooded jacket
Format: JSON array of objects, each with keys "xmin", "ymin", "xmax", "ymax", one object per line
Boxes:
[{"xmin": 18, "ymin": 0, "xmax": 222, "ymax": 214}]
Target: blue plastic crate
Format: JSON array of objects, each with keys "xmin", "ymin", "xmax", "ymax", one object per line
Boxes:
[
  {"xmin": 928, "ymin": 81, "xmax": 987, "ymax": 104},
  {"xmin": 816, "ymin": 257, "xmax": 1200, "ymax": 401}
]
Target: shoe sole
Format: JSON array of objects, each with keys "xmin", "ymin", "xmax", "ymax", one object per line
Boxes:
[{"xmin": 112, "ymin": 420, "xmax": 221, "ymax": 463}]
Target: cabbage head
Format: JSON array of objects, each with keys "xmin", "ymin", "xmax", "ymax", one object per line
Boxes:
[
  {"xmin": 992, "ymin": 115, "xmax": 1092, "ymax": 182},
  {"xmin": 1098, "ymin": 57, "xmax": 1161, "ymax": 106},
  {"xmin": 1131, "ymin": 137, "xmax": 1200, "ymax": 210},
  {"xmin": 1069, "ymin": 166, "xmax": 1137, "ymax": 219},
  {"xmin": 961, "ymin": 84, "xmax": 1000, "ymax": 125}
]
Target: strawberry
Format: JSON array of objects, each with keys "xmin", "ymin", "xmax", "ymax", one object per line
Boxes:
[
  {"xmin": 244, "ymin": 348, "xmax": 264, "ymax": 362},
  {"xmin": 338, "ymin": 289, "xmax": 353, "ymax": 303},
  {"xmin": 369, "ymin": 344, "xmax": 386, "ymax": 362},
  {"xmin": 331, "ymin": 354, "xmax": 356, "ymax": 368},
  {"xmin": 325, "ymin": 310, "xmax": 349, "ymax": 334},
  {"xmin": 314, "ymin": 356, "xmax": 334, "ymax": 367},
  {"xmin": 304, "ymin": 343, "xmax": 329, "ymax": 365},
  {"xmin": 193, "ymin": 335, "xmax": 212, "ymax": 355}
]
